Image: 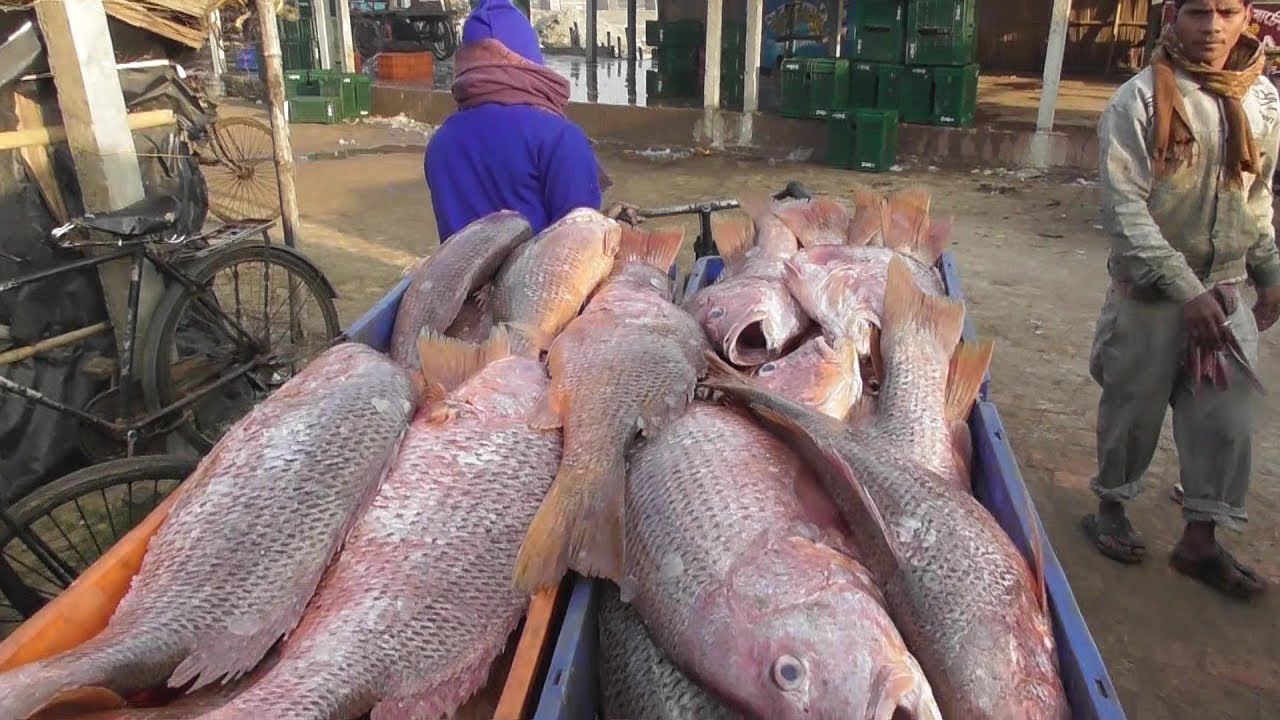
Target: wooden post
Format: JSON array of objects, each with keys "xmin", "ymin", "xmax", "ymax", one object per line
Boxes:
[
  {"xmin": 626, "ymin": 0, "xmax": 637, "ymax": 62},
  {"xmin": 703, "ymin": 0, "xmax": 723, "ymax": 145},
  {"xmin": 33, "ymin": 0, "xmax": 160, "ymax": 357},
  {"xmin": 256, "ymin": 0, "xmax": 302, "ymax": 248},
  {"xmin": 336, "ymin": 0, "xmax": 357, "ymax": 72},
  {"xmin": 207, "ymin": 9, "xmax": 226, "ymax": 98},
  {"xmin": 586, "ymin": 0, "xmax": 598, "ymax": 64},
  {"xmin": 1030, "ymin": 0, "xmax": 1072, "ymax": 168}
]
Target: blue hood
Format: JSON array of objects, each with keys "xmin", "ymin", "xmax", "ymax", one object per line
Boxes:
[{"xmin": 461, "ymin": 0, "xmax": 545, "ymax": 65}]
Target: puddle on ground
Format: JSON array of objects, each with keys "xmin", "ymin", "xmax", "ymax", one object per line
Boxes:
[{"xmin": 299, "ymin": 144, "xmax": 427, "ymax": 162}]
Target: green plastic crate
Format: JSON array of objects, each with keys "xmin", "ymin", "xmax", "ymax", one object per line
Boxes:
[
  {"xmin": 930, "ymin": 63, "xmax": 978, "ymax": 126},
  {"xmin": 654, "ymin": 47, "xmax": 700, "ymax": 76},
  {"xmin": 898, "ymin": 66, "xmax": 933, "ymax": 123},
  {"xmin": 721, "ymin": 74, "xmax": 745, "ymax": 110},
  {"xmin": 779, "ymin": 58, "xmax": 809, "ymax": 118},
  {"xmin": 287, "ymin": 95, "xmax": 339, "ymax": 125},
  {"xmin": 850, "ymin": 61, "xmax": 903, "ymax": 110},
  {"xmin": 849, "ymin": 24, "xmax": 905, "ymax": 64},
  {"xmin": 283, "ymin": 70, "xmax": 309, "ymax": 98},
  {"xmin": 308, "ymin": 70, "xmax": 357, "ymax": 119},
  {"xmin": 807, "ymin": 58, "xmax": 850, "ymax": 118},
  {"xmin": 721, "ymin": 49, "xmax": 746, "ymax": 74},
  {"xmin": 853, "ymin": 108, "xmax": 899, "ymax": 172},
  {"xmin": 647, "ymin": 68, "xmax": 700, "ymax": 98},
  {"xmin": 351, "ymin": 73, "xmax": 373, "ymax": 117},
  {"xmin": 825, "ymin": 111, "xmax": 853, "ymax": 168},
  {"xmin": 647, "ymin": 19, "xmax": 703, "ymax": 48},
  {"xmin": 851, "ymin": 0, "xmax": 905, "ymax": 28},
  {"xmin": 906, "ymin": 0, "xmax": 977, "ymax": 66}
]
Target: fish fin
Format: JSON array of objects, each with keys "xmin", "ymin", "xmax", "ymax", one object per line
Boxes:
[
  {"xmin": 27, "ymin": 688, "xmax": 126, "ymax": 720},
  {"xmin": 417, "ymin": 326, "xmax": 512, "ymax": 394},
  {"xmin": 881, "ymin": 186, "xmax": 932, "ymax": 256},
  {"xmin": 471, "ymin": 283, "xmax": 492, "ymax": 314},
  {"xmin": 513, "ymin": 458, "xmax": 627, "ymax": 593},
  {"xmin": 736, "ymin": 191, "xmax": 774, "ymax": 225},
  {"xmin": 921, "ymin": 216, "xmax": 953, "ymax": 264},
  {"xmin": 847, "ymin": 393, "xmax": 878, "ymax": 427},
  {"xmin": 848, "ymin": 188, "xmax": 889, "ymax": 246},
  {"xmin": 781, "ymin": 258, "xmax": 824, "ymax": 317},
  {"xmin": 880, "ymin": 256, "xmax": 965, "ymax": 358},
  {"xmin": 528, "ymin": 385, "xmax": 566, "ymax": 430},
  {"xmin": 944, "ymin": 340, "xmax": 993, "ymax": 424},
  {"xmin": 618, "ymin": 224, "xmax": 685, "ymax": 271},
  {"xmin": 1023, "ymin": 490, "xmax": 1050, "ymax": 616},
  {"xmin": 784, "ymin": 261, "xmax": 875, "ymax": 355},
  {"xmin": 777, "ymin": 198, "xmax": 852, "ymax": 248},
  {"xmin": 711, "ymin": 215, "xmax": 756, "ymax": 271},
  {"xmin": 948, "ymin": 420, "xmax": 975, "ymax": 488},
  {"xmin": 401, "ymin": 254, "xmax": 430, "ymax": 278},
  {"xmin": 741, "ymin": 399, "xmax": 907, "ymax": 573}
]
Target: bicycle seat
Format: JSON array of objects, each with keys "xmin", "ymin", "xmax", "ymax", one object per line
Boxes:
[{"xmin": 72, "ymin": 195, "xmax": 181, "ymax": 238}]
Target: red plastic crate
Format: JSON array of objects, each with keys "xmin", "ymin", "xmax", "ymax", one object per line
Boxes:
[{"xmin": 376, "ymin": 51, "xmax": 434, "ymax": 81}]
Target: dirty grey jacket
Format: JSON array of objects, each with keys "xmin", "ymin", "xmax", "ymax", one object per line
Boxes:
[{"xmin": 1097, "ymin": 65, "xmax": 1280, "ymax": 303}]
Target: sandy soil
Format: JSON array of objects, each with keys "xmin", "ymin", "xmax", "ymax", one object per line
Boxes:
[{"xmin": 271, "ymin": 113, "xmax": 1280, "ymax": 719}]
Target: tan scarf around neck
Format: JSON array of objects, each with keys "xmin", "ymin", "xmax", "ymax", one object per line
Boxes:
[{"xmin": 1150, "ymin": 27, "xmax": 1264, "ymax": 188}]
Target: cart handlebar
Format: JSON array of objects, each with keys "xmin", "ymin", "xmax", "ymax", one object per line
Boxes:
[{"xmin": 636, "ymin": 181, "xmax": 812, "ymax": 220}]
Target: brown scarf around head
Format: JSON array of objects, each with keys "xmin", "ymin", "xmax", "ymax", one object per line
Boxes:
[{"xmin": 1150, "ymin": 27, "xmax": 1265, "ymax": 187}]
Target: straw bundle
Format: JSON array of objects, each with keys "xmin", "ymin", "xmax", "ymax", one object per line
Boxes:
[{"xmin": 0, "ymin": 0, "xmax": 250, "ymax": 49}]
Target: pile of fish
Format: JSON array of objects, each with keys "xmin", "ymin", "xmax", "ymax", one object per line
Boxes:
[{"xmin": 0, "ymin": 187, "xmax": 1071, "ymax": 720}]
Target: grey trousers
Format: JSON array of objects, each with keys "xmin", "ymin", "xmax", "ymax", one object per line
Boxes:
[{"xmin": 1089, "ymin": 286, "xmax": 1259, "ymax": 530}]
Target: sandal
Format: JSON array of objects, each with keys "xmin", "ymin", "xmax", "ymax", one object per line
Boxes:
[
  {"xmin": 1081, "ymin": 512, "xmax": 1147, "ymax": 564},
  {"xmin": 1170, "ymin": 543, "xmax": 1268, "ymax": 600}
]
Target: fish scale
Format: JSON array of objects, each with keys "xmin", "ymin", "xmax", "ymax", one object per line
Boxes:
[
  {"xmin": 622, "ymin": 402, "xmax": 940, "ymax": 720},
  {"xmin": 0, "ymin": 343, "xmax": 417, "ymax": 720},
  {"xmin": 199, "ymin": 353, "xmax": 560, "ymax": 720}
]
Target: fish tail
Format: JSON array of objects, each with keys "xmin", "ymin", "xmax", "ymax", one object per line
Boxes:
[
  {"xmin": 882, "ymin": 186, "xmax": 933, "ymax": 258},
  {"xmin": 879, "ymin": 256, "xmax": 965, "ymax": 362},
  {"xmin": 782, "ymin": 199, "xmax": 852, "ymax": 247},
  {"xmin": 417, "ymin": 325, "xmax": 513, "ymax": 398},
  {"xmin": 617, "ymin": 224, "xmax": 685, "ymax": 272},
  {"xmin": 781, "ymin": 258, "xmax": 823, "ymax": 319},
  {"xmin": 512, "ymin": 455, "xmax": 627, "ymax": 592},
  {"xmin": 710, "ymin": 215, "xmax": 755, "ymax": 270},
  {"xmin": 0, "ymin": 648, "xmax": 126, "ymax": 720},
  {"xmin": 921, "ymin": 216, "xmax": 953, "ymax": 265},
  {"xmin": 736, "ymin": 191, "xmax": 774, "ymax": 225},
  {"xmin": 847, "ymin": 188, "xmax": 887, "ymax": 246},
  {"xmin": 944, "ymin": 340, "xmax": 994, "ymax": 424}
]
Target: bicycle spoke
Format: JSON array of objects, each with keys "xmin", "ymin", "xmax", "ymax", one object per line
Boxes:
[
  {"xmin": 127, "ymin": 480, "xmax": 134, "ymax": 527},
  {"xmin": 152, "ymin": 479, "xmax": 161, "ymax": 512},
  {"xmin": 72, "ymin": 497, "xmax": 104, "ymax": 557},
  {"xmin": 2, "ymin": 548, "xmax": 61, "ymax": 591},
  {"xmin": 46, "ymin": 513, "xmax": 92, "ymax": 569},
  {"xmin": 99, "ymin": 488, "xmax": 120, "ymax": 541}
]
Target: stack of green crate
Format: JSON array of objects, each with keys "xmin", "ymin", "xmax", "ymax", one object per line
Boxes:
[
  {"xmin": 854, "ymin": 108, "xmax": 899, "ymax": 172},
  {"xmin": 646, "ymin": 19, "xmax": 703, "ymax": 100},
  {"xmin": 846, "ymin": 0, "xmax": 905, "ymax": 118},
  {"xmin": 903, "ymin": 0, "xmax": 979, "ymax": 127},
  {"xmin": 285, "ymin": 70, "xmax": 373, "ymax": 123}
]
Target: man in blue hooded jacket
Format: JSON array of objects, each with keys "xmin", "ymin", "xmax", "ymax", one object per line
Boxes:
[{"xmin": 425, "ymin": 0, "xmax": 627, "ymax": 241}]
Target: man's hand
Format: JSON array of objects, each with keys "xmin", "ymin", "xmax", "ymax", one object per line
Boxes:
[
  {"xmin": 1254, "ymin": 284, "xmax": 1280, "ymax": 332},
  {"xmin": 604, "ymin": 201, "xmax": 643, "ymax": 226},
  {"xmin": 1184, "ymin": 291, "xmax": 1230, "ymax": 352}
]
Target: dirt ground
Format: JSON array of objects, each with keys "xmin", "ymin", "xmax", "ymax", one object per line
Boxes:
[{"xmin": 265, "ymin": 109, "xmax": 1279, "ymax": 718}]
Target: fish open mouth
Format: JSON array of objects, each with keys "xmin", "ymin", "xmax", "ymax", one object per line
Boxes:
[{"xmin": 725, "ymin": 316, "xmax": 775, "ymax": 367}]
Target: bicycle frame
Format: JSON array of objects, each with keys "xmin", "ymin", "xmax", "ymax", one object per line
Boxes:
[{"xmin": 0, "ymin": 233, "xmax": 270, "ymax": 451}]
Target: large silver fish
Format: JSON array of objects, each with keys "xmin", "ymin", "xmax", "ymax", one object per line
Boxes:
[
  {"xmin": 623, "ymin": 401, "xmax": 940, "ymax": 720},
  {"xmin": 388, "ymin": 210, "xmax": 532, "ymax": 368},
  {"xmin": 0, "ymin": 343, "xmax": 417, "ymax": 720},
  {"xmin": 199, "ymin": 328, "xmax": 560, "ymax": 720},
  {"xmin": 705, "ymin": 257, "xmax": 1069, "ymax": 719}
]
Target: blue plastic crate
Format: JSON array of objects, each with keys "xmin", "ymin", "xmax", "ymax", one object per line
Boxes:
[{"xmin": 532, "ymin": 251, "xmax": 1127, "ymax": 720}]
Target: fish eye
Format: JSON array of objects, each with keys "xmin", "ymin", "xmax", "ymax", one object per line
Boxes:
[
  {"xmin": 757, "ymin": 362, "xmax": 778, "ymax": 376},
  {"xmin": 708, "ymin": 307, "xmax": 726, "ymax": 319},
  {"xmin": 771, "ymin": 654, "xmax": 805, "ymax": 690}
]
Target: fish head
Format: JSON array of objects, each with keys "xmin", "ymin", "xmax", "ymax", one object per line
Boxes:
[
  {"xmin": 686, "ymin": 277, "xmax": 810, "ymax": 367},
  {"xmin": 754, "ymin": 335, "xmax": 861, "ymax": 420},
  {"xmin": 692, "ymin": 535, "xmax": 942, "ymax": 720}
]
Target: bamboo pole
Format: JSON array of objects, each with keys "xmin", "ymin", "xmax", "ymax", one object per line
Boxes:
[
  {"xmin": 254, "ymin": 0, "xmax": 301, "ymax": 248},
  {"xmin": 0, "ymin": 108, "xmax": 175, "ymax": 151},
  {"xmin": 0, "ymin": 322, "xmax": 111, "ymax": 366}
]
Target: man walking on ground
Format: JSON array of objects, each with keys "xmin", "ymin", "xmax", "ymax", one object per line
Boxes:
[{"xmin": 1084, "ymin": 0, "xmax": 1280, "ymax": 599}]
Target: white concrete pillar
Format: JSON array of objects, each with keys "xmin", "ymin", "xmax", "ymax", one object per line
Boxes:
[
  {"xmin": 336, "ymin": 0, "xmax": 357, "ymax": 72},
  {"xmin": 1030, "ymin": 0, "xmax": 1072, "ymax": 168},
  {"xmin": 743, "ymin": 0, "xmax": 762, "ymax": 114},
  {"xmin": 703, "ymin": 0, "xmax": 723, "ymax": 144},
  {"xmin": 313, "ymin": 0, "xmax": 334, "ymax": 70}
]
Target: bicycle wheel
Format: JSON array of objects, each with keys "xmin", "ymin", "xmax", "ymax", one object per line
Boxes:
[
  {"xmin": 0, "ymin": 454, "xmax": 197, "ymax": 639},
  {"xmin": 431, "ymin": 18, "xmax": 457, "ymax": 61},
  {"xmin": 140, "ymin": 242, "xmax": 341, "ymax": 452},
  {"xmin": 205, "ymin": 116, "xmax": 282, "ymax": 223}
]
